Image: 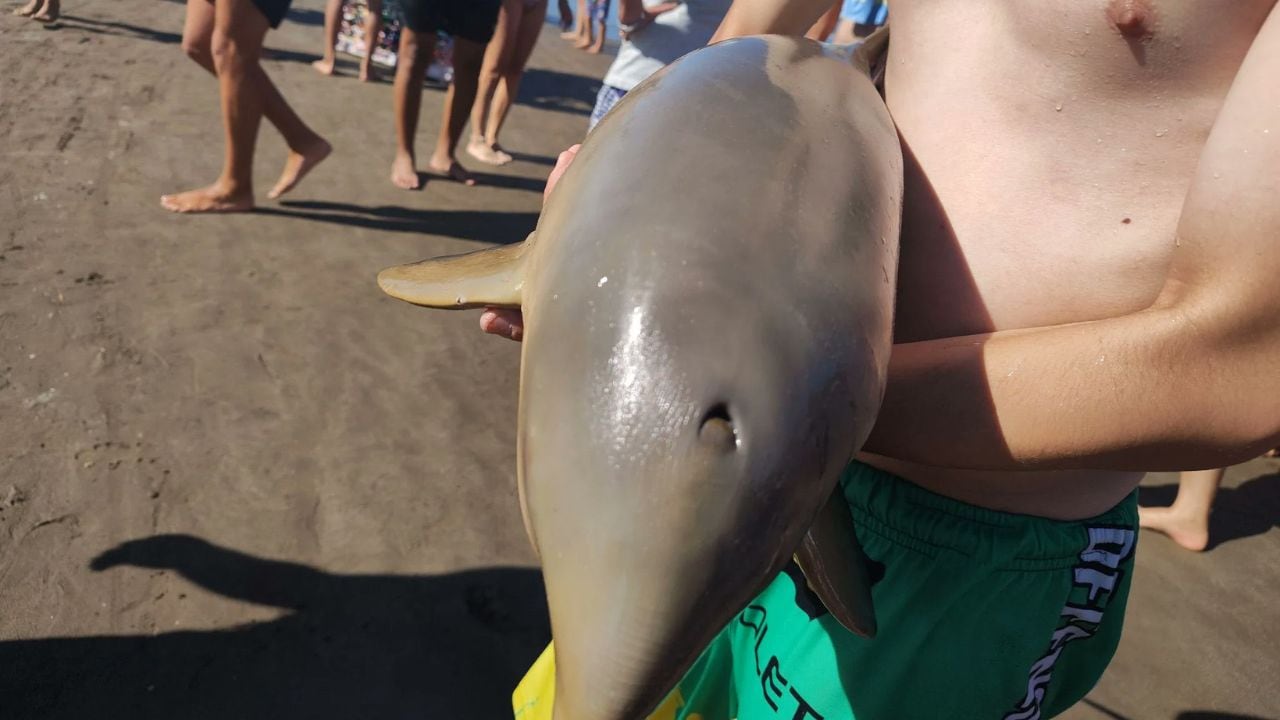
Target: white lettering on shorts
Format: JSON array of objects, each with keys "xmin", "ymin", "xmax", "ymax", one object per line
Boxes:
[{"xmin": 1003, "ymin": 526, "xmax": 1135, "ymax": 720}]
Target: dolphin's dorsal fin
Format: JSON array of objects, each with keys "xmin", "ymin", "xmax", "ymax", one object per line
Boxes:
[
  {"xmin": 794, "ymin": 486, "xmax": 878, "ymax": 638},
  {"xmin": 377, "ymin": 234, "xmax": 532, "ymax": 309}
]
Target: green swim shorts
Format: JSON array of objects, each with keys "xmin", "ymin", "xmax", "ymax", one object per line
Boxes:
[{"xmin": 664, "ymin": 461, "xmax": 1139, "ymax": 720}]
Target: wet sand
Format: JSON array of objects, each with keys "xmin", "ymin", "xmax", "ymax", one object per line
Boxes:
[{"xmin": 1, "ymin": 2, "xmax": 1277, "ymax": 718}]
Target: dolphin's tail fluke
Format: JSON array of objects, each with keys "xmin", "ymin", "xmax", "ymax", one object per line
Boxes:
[{"xmin": 377, "ymin": 234, "xmax": 531, "ymax": 309}]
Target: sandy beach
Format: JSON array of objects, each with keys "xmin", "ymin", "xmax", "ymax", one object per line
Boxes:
[{"xmin": 0, "ymin": 1, "xmax": 1277, "ymax": 718}]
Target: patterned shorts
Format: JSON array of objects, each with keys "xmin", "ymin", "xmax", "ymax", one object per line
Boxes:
[{"xmin": 588, "ymin": 84, "xmax": 627, "ymax": 131}]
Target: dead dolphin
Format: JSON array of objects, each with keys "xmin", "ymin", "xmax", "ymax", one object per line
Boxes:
[{"xmin": 378, "ymin": 34, "xmax": 902, "ymax": 720}]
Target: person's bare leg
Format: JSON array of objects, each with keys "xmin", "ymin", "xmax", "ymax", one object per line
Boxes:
[
  {"xmin": 468, "ymin": 0, "xmax": 517, "ymax": 166},
  {"xmin": 359, "ymin": 0, "xmax": 383, "ymax": 81},
  {"xmin": 484, "ymin": 0, "xmax": 544, "ymax": 161},
  {"xmin": 586, "ymin": 16, "xmax": 605, "ymax": 53},
  {"xmin": 563, "ymin": 0, "xmax": 586, "ymax": 39},
  {"xmin": 32, "ymin": 0, "xmax": 59, "ymax": 23},
  {"xmin": 426, "ymin": 35, "xmax": 484, "ymax": 184},
  {"xmin": 574, "ymin": 0, "xmax": 594, "ymax": 48},
  {"xmin": 391, "ymin": 26, "xmax": 435, "ymax": 189},
  {"xmin": 163, "ymin": 0, "xmax": 273, "ymax": 213},
  {"xmin": 178, "ymin": 0, "xmax": 330, "ymax": 202},
  {"xmin": 13, "ymin": 0, "xmax": 40, "ymax": 17},
  {"xmin": 1139, "ymin": 467, "xmax": 1225, "ymax": 552},
  {"xmin": 312, "ymin": 0, "xmax": 342, "ymax": 75}
]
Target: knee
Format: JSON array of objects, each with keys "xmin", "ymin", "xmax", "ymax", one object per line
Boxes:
[
  {"xmin": 209, "ymin": 33, "xmax": 246, "ymax": 75},
  {"xmin": 400, "ymin": 37, "xmax": 432, "ymax": 70},
  {"xmin": 181, "ymin": 35, "xmax": 212, "ymax": 66}
]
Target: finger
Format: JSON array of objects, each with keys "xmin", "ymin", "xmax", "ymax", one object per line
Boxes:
[
  {"xmin": 544, "ymin": 144, "xmax": 582, "ymax": 201},
  {"xmin": 480, "ymin": 308, "xmax": 525, "ymax": 342}
]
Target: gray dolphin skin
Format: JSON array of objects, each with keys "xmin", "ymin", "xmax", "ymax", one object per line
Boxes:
[{"xmin": 378, "ymin": 35, "xmax": 902, "ymax": 720}]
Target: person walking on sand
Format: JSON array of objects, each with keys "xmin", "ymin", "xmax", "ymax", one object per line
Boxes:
[
  {"xmin": 467, "ymin": 0, "xmax": 548, "ymax": 166},
  {"xmin": 580, "ymin": 0, "xmax": 609, "ymax": 53},
  {"xmin": 1141, "ymin": 449, "xmax": 1279, "ymax": 551},
  {"xmin": 561, "ymin": 0, "xmax": 587, "ymax": 41},
  {"xmin": 389, "ymin": 0, "xmax": 501, "ymax": 189},
  {"xmin": 162, "ymin": 0, "xmax": 332, "ymax": 213},
  {"xmin": 13, "ymin": 0, "xmax": 60, "ymax": 24},
  {"xmin": 314, "ymin": 0, "xmax": 385, "ymax": 82},
  {"xmin": 586, "ymin": 0, "xmax": 733, "ymax": 131}
]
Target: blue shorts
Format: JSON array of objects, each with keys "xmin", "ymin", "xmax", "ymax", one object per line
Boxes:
[
  {"xmin": 590, "ymin": 0, "xmax": 611, "ymax": 23},
  {"xmin": 840, "ymin": 0, "xmax": 888, "ymax": 26},
  {"xmin": 588, "ymin": 84, "xmax": 627, "ymax": 131}
]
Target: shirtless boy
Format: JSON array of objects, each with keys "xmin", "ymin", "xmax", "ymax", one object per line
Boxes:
[{"xmin": 487, "ymin": 1, "xmax": 1280, "ymax": 717}]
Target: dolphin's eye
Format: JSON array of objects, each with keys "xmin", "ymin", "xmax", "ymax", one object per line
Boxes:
[{"xmin": 698, "ymin": 402, "xmax": 738, "ymax": 450}]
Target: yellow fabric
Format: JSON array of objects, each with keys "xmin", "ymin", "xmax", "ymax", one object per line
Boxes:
[{"xmin": 511, "ymin": 642, "xmax": 700, "ymax": 720}]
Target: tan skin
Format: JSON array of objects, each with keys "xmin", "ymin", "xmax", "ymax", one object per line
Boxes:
[
  {"xmin": 467, "ymin": 0, "xmax": 549, "ymax": 167},
  {"xmin": 313, "ymin": 0, "xmax": 384, "ymax": 82},
  {"xmin": 14, "ymin": 0, "xmax": 59, "ymax": 23},
  {"xmin": 389, "ymin": 28, "xmax": 488, "ymax": 189},
  {"xmin": 485, "ymin": 0, "xmax": 1280, "ymax": 521},
  {"xmin": 162, "ymin": 0, "xmax": 332, "ymax": 213}
]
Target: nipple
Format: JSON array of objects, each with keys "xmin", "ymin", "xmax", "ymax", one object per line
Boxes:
[{"xmin": 1107, "ymin": 0, "xmax": 1155, "ymax": 40}]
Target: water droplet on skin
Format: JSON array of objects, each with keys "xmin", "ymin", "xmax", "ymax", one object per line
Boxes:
[
  {"xmin": 1055, "ymin": 103, "xmax": 1063, "ymax": 112},
  {"xmin": 598, "ymin": 276, "xmax": 608, "ymax": 287},
  {"xmin": 1154, "ymin": 129, "xmax": 1167, "ymax": 137},
  {"xmin": 1213, "ymin": 172, "xmax": 1221, "ymax": 179}
]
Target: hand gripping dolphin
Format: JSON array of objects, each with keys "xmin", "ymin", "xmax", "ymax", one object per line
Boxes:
[{"xmin": 378, "ymin": 34, "xmax": 902, "ymax": 720}]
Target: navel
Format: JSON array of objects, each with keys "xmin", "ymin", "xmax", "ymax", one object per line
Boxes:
[{"xmin": 1106, "ymin": 0, "xmax": 1155, "ymax": 40}]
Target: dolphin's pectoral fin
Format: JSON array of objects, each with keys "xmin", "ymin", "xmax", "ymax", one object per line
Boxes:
[
  {"xmin": 377, "ymin": 235, "xmax": 531, "ymax": 309},
  {"xmin": 794, "ymin": 486, "xmax": 878, "ymax": 638}
]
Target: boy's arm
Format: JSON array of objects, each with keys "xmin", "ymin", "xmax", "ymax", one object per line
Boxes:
[
  {"xmin": 864, "ymin": 6, "xmax": 1280, "ymax": 472},
  {"xmin": 710, "ymin": 0, "xmax": 837, "ymax": 42}
]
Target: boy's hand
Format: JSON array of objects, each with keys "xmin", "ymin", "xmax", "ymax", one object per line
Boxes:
[{"xmin": 479, "ymin": 145, "xmax": 581, "ymax": 342}]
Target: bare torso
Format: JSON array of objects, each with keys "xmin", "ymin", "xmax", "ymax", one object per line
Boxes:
[{"xmin": 858, "ymin": 0, "xmax": 1276, "ymax": 519}]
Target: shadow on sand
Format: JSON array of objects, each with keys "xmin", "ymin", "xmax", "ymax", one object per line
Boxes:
[
  {"xmin": 1138, "ymin": 470, "xmax": 1280, "ymax": 551},
  {"xmin": 0, "ymin": 534, "xmax": 549, "ymax": 720},
  {"xmin": 56, "ymin": 15, "xmax": 318, "ymax": 66},
  {"xmin": 259, "ymin": 201, "xmax": 537, "ymax": 244},
  {"xmin": 1081, "ymin": 698, "xmax": 1274, "ymax": 720},
  {"xmin": 516, "ymin": 67, "xmax": 602, "ymax": 118}
]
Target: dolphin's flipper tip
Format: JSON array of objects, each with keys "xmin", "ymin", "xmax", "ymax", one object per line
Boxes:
[
  {"xmin": 796, "ymin": 487, "xmax": 879, "ymax": 638},
  {"xmin": 377, "ymin": 239, "xmax": 530, "ymax": 310}
]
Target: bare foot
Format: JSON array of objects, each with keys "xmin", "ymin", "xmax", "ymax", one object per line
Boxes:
[
  {"xmin": 489, "ymin": 143, "xmax": 514, "ymax": 165},
  {"xmin": 311, "ymin": 57, "xmax": 336, "ymax": 76},
  {"xmin": 391, "ymin": 152, "xmax": 421, "ymax": 190},
  {"xmin": 160, "ymin": 183, "xmax": 254, "ymax": 214},
  {"xmin": 1138, "ymin": 505, "xmax": 1210, "ymax": 552},
  {"xmin": 13, "ymin": 0, "xmax": 39, "ymax": 16},
  {"xmin": 31, "ymin": 0, "xmax": 57, "ymax": 22},
  {"xmin": 574, "ymin": 37, "xmax": 592, "ymax": 49},
  {"xmin": 586, "ymin": 41, "xmax": 604, "ymax": 54},
  {"xmin": 267, "ymin": 138, "xmax": 332, "ymax": 200},
  {"xmin": 427, "ymin": 157, "xmax": 477, "ymax": 186},
  {"xmin": 359, "ymin": 60, "xmax": 379, "ymax": 83},
  {"xmin": 1265, "ymin": 448, "xmax": 1278, "ymax": 458},
  {"xmin": 560, "ymin": 30, "xmax": 580, "ymax": 40},
  {"xmin": 466, "ymin": 139, "xmax": 512, "ymax": 166}
]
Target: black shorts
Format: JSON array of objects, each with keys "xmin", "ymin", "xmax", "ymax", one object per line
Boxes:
[
  {"xmin": 250, "ymin": 0, "xmax": 292, "ymax": 29},
  {"xmin": 401, "ymin": 0, "xmax": 502, "ymax": 44}
]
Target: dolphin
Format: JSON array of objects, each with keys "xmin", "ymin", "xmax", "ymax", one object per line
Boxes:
[{"xmin": 377, "ymin": 34, "xmax": 902, "ymax": 720}]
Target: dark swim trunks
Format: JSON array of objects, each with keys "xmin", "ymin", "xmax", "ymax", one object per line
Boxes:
[
  {"xmin": 250, "ymin": 0, "xmax": 292, "ymax": 29},
  {"xmin": 401, "ymin": 0, "xmax": 502, "ymax": 44}
]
